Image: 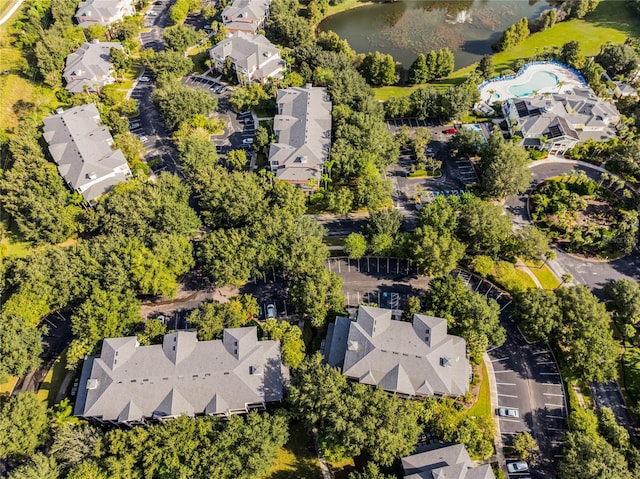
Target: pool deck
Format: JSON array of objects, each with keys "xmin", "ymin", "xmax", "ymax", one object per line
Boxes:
[{"xmin": 479, "ymin": 63, "xmax": 585, "ymax": 105}]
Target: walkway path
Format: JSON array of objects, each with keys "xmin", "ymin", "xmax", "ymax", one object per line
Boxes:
[
  {"xmin": 0, "ymin": 0, "xmax": 23, "ymax": 26},
  {"xmin": 311, "ymin": 427, "xmax": 332, "ymax": 479},
  {"xmin": 483, "ymin": 352, "xmax": 506, "ymax": 477}
]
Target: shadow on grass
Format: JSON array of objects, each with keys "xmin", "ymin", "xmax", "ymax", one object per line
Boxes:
[{"xmin": 265, "ymin": 422, "xmax": 323, "ymax": 479}]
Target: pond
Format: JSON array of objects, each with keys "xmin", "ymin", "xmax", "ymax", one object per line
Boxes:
[{"xmin": 318, "ymin": 0, "xmax": 555, "ymax": 71}]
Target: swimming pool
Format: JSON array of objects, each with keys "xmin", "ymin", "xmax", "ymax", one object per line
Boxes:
[
  {"xmin": 464, "ymin": 124, "xmax": 487, "ymax": 144},
  {"xmin": 508, "ymin": 71, "xmax": 559, "ymax": 97}
]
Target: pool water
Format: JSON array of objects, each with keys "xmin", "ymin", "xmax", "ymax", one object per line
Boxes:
[{"xmin": 509, "ymin": 71, "xmax": 559, "ymax": 97}]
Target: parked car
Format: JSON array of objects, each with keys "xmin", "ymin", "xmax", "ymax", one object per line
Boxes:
[
  {"xmin": 497, "ymin": 408, "xmax": 519, "ymax": 418},
  {"xmin": 442, "ymin": 127, "xmax": 457, "ymax": 134},
  {"xmin": 139, "ymin": 76, "xmax": 150, "ymax": 82},
  {"xmin": 129, "ymin": 121, "xmax": 142, "ymax": 130},
  {"xmin": 147, "ymin": 11, "xmax": 158, "ymax": 16},
  {"xmin": 138, "ymin": 136, "xmax": 149, "ymax": 143},
  {"xmin": 507, "ymin": 461, "xmax": 529, "ymax": 473},
  {"xmin": 266, "ymin": 304, "xmax": 276, "ymax": 319},
  {"xmin": 242, "ymin": 138, "xmax": 254, "ymax": 145}
]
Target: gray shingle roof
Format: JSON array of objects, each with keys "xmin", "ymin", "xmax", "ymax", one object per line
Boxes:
[
  {"xmin": 75, "ymin": 0, "xmax": 135, "ymax": 27},
  {"xmin": 323, "ymin": 306, "xmax": 471, "ymax": 397},
  {"xmin": 63, "ymin": 41, "xmax": 122, "ymax": 93},
  {"xmin": 42, "ymin": 103, "xmax": 130, "ymax": 203},
  {"xmin": 508, "ymin": 87, "xmax": 620, "ymax": 144},
  {"xmin": 210, "ymin": 32, "xmax": 283, "ymax": 83},
  {"xmin": 221, "ymin": 0, "xmax": 271, "ymax": 33},
  {"xmin": 73, "ymin": 328, "xmax": 290, "ymax": 423},
  {"xmin": 269, "ymin": 85, "xmax": 332, "ymax": 186},
  {"xmin": 402, "ymin": 444, "xmax": 495, "ymax": 479}
]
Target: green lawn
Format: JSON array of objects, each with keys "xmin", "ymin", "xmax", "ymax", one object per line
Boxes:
[
  {"xmin": 328, "ymin": 457, "xmax": 356, "ymax": 479},
  {"xmin": 466, "ymin": 360, "xmax": 492, "ymax": 421},
  {"xmin": 622, "ymin": 346, "xmax": 640, "ymax": 407},
  {"xmin": 0, "ymin": 376, "xmax": 18, "ymax": 397},
  {"xmin": 490, "ymin": 261, "xmax": 537, "ymax": 293},
  {"xmin": 263, "ymin": 422, "xmax": 323, "ymax": 479},
  {"xmin": 37, "ymin": 349, "xmax": 70, "ymax": 407},
  {"xmin": 322, "ymin": 0, "xmax": 373, "ymax": 21},
  {"xmin": 524, "ymin": 260, "xmax": 561, "ymax": 290},
  {"xmin": 374, "ymin": 0, "xmax": 640, "ymax": 100}
]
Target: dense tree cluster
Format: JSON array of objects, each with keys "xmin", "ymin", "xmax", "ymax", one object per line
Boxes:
[
  {"xmin": 407, "ymin": 48, "xmax": 455, "ymax": 84},
  {"xmin": 479, "ymin": 127, "xmax": 532, "ymax": 199},
  {"xmin": 423, "ymin": 276, "xmax": 505, "ymax": 363},
  {"xmin": 0, "ymin": 393, "xmax": 50, "ymax": 461},
  {"xmin": 163, "ymin": 24, "xmax": 203, "ymax": 53},
  {"xmin": 187, "ymin": 295, "xmax": 259, "ymax": 340},
  {"xmin": 358, "ymin": 51, "xmax": 396, "ymax": 86},
  {"xmin": 514, "ymin": 285, "xmax": 619, "ymax": 382},
  {"xmin": 169, "ymin": 0, "xmax": 202, "ymax": 24},
  {"xmin": 289, "ymin": 354, "xmax": 421, "ymax": 465},
  {"xmin": 559, "ymin": 405, "xmax": 638, "ymax": 479},
  {"xmin": 493, "ymin": 18, "xmax": 529, "ymax": 52},
  {"xmin": 152, "ymin": 79, "xmax": 217, "ymax": 129},
  {"xmin": 596, "ymin": 41, "xmax": 639, "ymax": 77},
  {"xmin": 384, "ymin": 80, "xmax": 479, "ymax": 122},
  {"xmin": 266, "ymin": 0, "xmax": 314, "ymax": 47}
]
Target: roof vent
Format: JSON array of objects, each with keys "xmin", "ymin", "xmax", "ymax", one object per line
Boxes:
[
  {"xmin": 86, "ymin": 378, "xmax": 99, "ymax": 390},
  {"xmin": 56, "ymin": 108, "xmax": 64, "ymax": 115},
  {"xmin": 347, "ymin": 340, "xmax": 359, "ymax": 351},
  {"xmin": 87, "ymin": 172, "xmax": 97, "ymax": 180},
  {"xmin": 249, "ymin": 365, "xmax": 263, "ymax": 375}
]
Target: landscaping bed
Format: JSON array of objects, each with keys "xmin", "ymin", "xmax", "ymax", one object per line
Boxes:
[{"xmin": 530, "ymin": 176, "xmax": 638, "ymax": 258}]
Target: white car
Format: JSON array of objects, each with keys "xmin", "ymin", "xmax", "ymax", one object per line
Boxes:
[
  {"xmin": 498, "ymin": 408, "xmax": 519, "ymax": 418},
  {"xmin": 147, "ymin": 11, "xmax": 158, "ymax": 16},
  {"xmin": 242, "ymin": 138, "xmax": 254, "ymax": 145},
  {"xmin": 138, "ymin": 136, "xmax": 149, "ymax": 143},
  {"xmin": 507, "ymin": 461, "xmax": 529, "ymax": 473},
  {"xmin": 266, "ymin": 304, "xmax": 276, "ymax": 319},
  {"xmin": 139, "ymin": 76, "xmax": 150, "ymax": 82}
]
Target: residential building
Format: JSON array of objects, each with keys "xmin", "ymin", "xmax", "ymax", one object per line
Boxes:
[
  {"xmin": 612, "ymin": 81, "xmax": 638, "ymax": 98},
  {"xmin": 75, "ymin": 0, "xmax": 136, "ymax": 27},
  {"xmin": 402, "ymin": 444, "xmax": 495, "ymax": 479},
  {"xmin": 63, "ymin": 41, "xmax": 123, "ymax": 94},
  {"xmin": 221, "ymin": 0, "xmax": 271, "ymax": 34},
  {"xmin": 209, "ymin": 31, "xmax": 284, "ymax": 84},
  {"xmin": 42, "ymin": 103, "xmax": 131, "ymax": 203},
  {"xmin": 503, "ymin": 87, "xmax": 620, "ymax": 155},
  {"xmin": 268, "ymin": 85, "xmax": 332, "ymax": 189},
  {"xmin": 73, "ymin": 328, "xmax": 289, "ymax": 424},
  {"xmin": 323, "ymin": 306, "xmax": 471, "ymax": 398}
]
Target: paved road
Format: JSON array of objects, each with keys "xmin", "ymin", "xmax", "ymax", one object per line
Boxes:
[
  {"xmin": 505, "ymin": 159, "xmax": 640, "ymax": 295},
  {"xmin": 454, "ymin": 271, "xmax": 566, "ymax": 478},
  {"xmin": 505, "ymin": 158, "xmax": 638, "ymax": 436}
]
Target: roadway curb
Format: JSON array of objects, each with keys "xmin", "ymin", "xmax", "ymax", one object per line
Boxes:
[{"xmin": 483, "ymin": 352, "xmax": 507, "ymax": 477}]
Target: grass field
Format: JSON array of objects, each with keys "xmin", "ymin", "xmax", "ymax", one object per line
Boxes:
[
  {"xmin": 329, "ymin": 457, "xmax": 356, "ymax": 479},
  {"xmin": 466, "ymin": 360, "xmax": 492, "ymax": 421},
  {"xmin": 322, "ymin": 0, "xmax": 373, "ymax": 21},
  {"xmin": 490, "ymin": 261, "xmax": 537, "ymax": 293},
  {"xmin": 264, "ymin": 422, "xmax": 323, "ymax": 479},
  {"xmin": 524, "ymin": 260, "xmax": 561, "ymax": 290},
  {"xmin": 37, "ymin": 349, "xmax": 70, "ymax": 407},
  {"xmin": 0, "ymin": 376, "xmax": 18, "ymax": 396},
  {"xmin": 374, "ymin": 0, "xmax": 640, "ymax": 100}
]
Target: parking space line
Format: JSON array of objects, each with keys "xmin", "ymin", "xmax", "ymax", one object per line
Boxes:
[
  {"xmin": 547, "ymin": 427, "xmax": 566, "ymax": 431},
  {"xmin": 545, "ymin": 404, "xmax": 564, "ymax": 408},
  {"xmin": 493, "ymin": 370, "xmax": 512, "ymax": 373},
  {"xmin": 533, "ymin": 350, "xmax": 550, "ymax": 355},
  {"xmin": 496, "ymin": 382, "xmax": 516, "ymax": 386},
  {"xmin": 540, "ymin": 372, "xmax": 560, "ymax": 375},
  {"xmin": 546, "ymin": 415, "xmax": 565, "ymax": 419},
  {"xmin": 498, "ymin": 418, "xmax": 520, "ymax": 423},
  {"xmin": 497, "ymin": 394, "xmax": 518, "ymax": 398},
  {"xmin": 536, "ymin": 361, "xmax": 554, "ymax": 365},
  {"xmin": 491, "ymin": 357, "xmax": 508, "ymax": 362}
]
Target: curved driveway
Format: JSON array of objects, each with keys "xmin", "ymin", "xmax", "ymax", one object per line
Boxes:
[
  {"xmin": 505, "ymin": 157, "xmax": 638, "ymax": 436},
  {"xmin": 505, "ymin": 158, "xmax": 640, "ymax": 294}
]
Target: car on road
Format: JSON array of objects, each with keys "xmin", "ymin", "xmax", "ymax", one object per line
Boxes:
[
  {"xmin": 507, "ymin": 461, "xmax": 529, "ymax": 473},
  {"xmin": 147, "ymin": 10, "xmax": 158, "ymax": 16},
  {"xmin": 266, "ymin": 304, "xmax": 276, "ymax": 319},
  {"xmin": 442, "ymin": 127, "xmax": 457, "ymax": 134},
  {"xmin": 139, "ymin": 76, "xmax": 151, "ymax": 82},
  {"xmin": 242, "ymin": 138, "xmax": 254, "ymax": 145},
  {"xmin": 497, "ymin": 408, "xmax": 520, "ymax": 418}
]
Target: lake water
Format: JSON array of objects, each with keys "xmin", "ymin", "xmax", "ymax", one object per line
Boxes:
[{"xmin": 318, "ymin": 0, "xmax": 555, "ymax": 71}]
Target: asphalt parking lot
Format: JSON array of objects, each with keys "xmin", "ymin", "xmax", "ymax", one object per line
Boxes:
[
  {"xmin": 182, "ymin": 74, "xmax": 256, "ymax": 155},
  {"xmin": 326, "ymin": 257, "xmax": 428, "ymax": 308}
]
